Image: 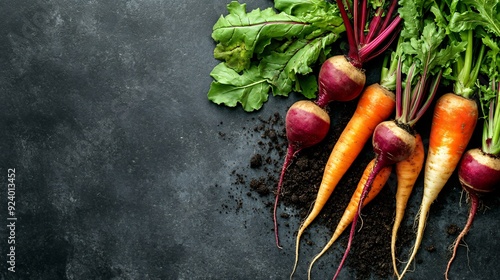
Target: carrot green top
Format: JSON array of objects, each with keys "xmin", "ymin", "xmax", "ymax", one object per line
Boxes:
[
  {"xmin": 481, "ymin": 84, "xmax": 500, "ymax": 156},
  {"xmin": 434, "ymin": 1, "xmax": 487, "ymax": 99},
  {"xmin": 392, "ymin": 0, "xmax": 465, "ymax": 127},
  {"xmin": 443, "ymin": 0, "xmax": 500, "ymax": 154},
  {"xmin": 478, "ymin": 41, "xmax": 500, "ymax": 155}
]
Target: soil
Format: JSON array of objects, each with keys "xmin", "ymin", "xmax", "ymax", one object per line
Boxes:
[{"xmin": 231, "ymin": 102, "xmax": 416, "ymax": 279}]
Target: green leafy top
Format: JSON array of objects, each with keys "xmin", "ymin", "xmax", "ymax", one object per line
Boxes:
[
  {"xmin": 429, "ymin": 0, "xmax": 488, "ymax": 98},
  {"xmin": 212, "ymin": 1, "xmax": 342, "ymax": 72},
  {"xmin": 393, "ymin": 0, "xmax": 465, "ymax": 126},
  {"xmin": 398, "ymin": 0, "xmax": 465, "ymax": 80},
  {"xmin": 379, "ymin": 47, "xmax": 399, "ymax": 91},
  {"xmin": 208, "ymin": 0, "xmax": 344, "ymax": 111},
  {"xmin": 442, "ymin": 0, "xmax": 500, "ymax": 153},
  {"xmin": 478, "ymin": 36, "xmax": 500, "ymax": 155},
  {"xmin": 448, "ymin": 0, "xmax": 500, "ymax": 36}
]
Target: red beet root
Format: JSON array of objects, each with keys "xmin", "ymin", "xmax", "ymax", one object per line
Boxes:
[
  {"xmin": 273, "ymin": 100, "xmax": 330, "ymax": 248},
  {"xmin": 316, "ymin": 55, "xmax": 366, "ymax": 107},
  {"xmin": 445, "ymin": 149, "xmax": 500, "ymax": 279},
  {"xmin": 459, "ymin": 149, "xmax": 500, "ymax": 193}
]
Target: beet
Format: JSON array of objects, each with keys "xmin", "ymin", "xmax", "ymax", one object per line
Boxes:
[
  {"xmin": 445, "ymin": 148, "xmax": 500, "ymax": 279},
  {"xmin": 273, "ymin": 100, "xmax": 331, "ymax": 248},
  {"xmin": 316, "ymin": 55, "xmax": 367, "ymax": 107},
  {"xmin": 458, "ymin": 148, "xmax": 500, "ymax": 193}
]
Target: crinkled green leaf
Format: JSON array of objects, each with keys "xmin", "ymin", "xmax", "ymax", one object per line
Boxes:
[
  {"xmin": 296, "ymin": 74, "xmax": 318, "ymax": 99},
  {"xmin": 369, "ymin": 0, "xmax": 384, "ymax": 10},
  {"xmin": 274, "ymin": 0, "xmax": 344, "ymax": 34},
  {"xmin": 259, "ymin": 33, "xmax": 338, "ymax": 97},
  {"xmin": 430, "ymin": 0, "xmax": 490, "ymax": 96},
  {"xmin": 449, "ymin": 0, "xmax": 500, "ymax": 35},
  {"xmin": 274, "ymin": 0, "xmax": 327, "ymax": 17},
  {"xmin": 481, "ymin": 36, "xmax": 500, "ymax": 79},
  {"xmin": 208, "ymin": 63, "xmax": 270, "ymax": 112},
  {"xmin": 399, "ymin": 0, "xmax": 466, "ymax": 81},
  {"xmin": 398, "ymin": 0, "xmax": 422, "ymax": 40},
  {"xmin": 212, "ymin": 1, "xmax": 317, "ymax": 72},
  {"xmin": 450, "ymin": 11, "xmax": 490, "ymax": 32},
  {"xmin": 208, "ymin": 0, "xmax": 344, "ymax": 111}
]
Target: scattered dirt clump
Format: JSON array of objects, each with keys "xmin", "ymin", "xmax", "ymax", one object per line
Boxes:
[{"xmin": 447, "ymin": 224, "xmax": 459, "ymax": 236}]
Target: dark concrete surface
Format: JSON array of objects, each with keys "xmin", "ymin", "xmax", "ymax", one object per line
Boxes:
[{"xmin": 0, "ymin": 1, "xmax": 499, "ymax": 279}]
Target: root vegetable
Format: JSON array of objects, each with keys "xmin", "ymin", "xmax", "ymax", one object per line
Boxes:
[
  {"xmin": 399, "ymin": 93, "xmax": 478, "ymax": 279},
  {"xmin": 391, "ymin": 134, "xmax": 425, "ymax": 278},
  {"xmin": 331, "ymin": 52, "xmax": 442, "ymax": 279},
  {"xmin": 444, "ymin": 41, "xmax": 500, "ymax": 277},
  {"xmin": 274, "ymin": 100, "xmax": 330, "ymax": 248}
]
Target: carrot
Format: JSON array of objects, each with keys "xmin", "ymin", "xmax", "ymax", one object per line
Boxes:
[
  {"xmin": 306, "ymin": 158, "xmax": 393, "ymax": 280},
  {"xmin": 395, "ymin": 1, "xmax": 484, "ymax": 277},
  {"xmin": 391, "ymin": 134, "xmax": 425, "ymax": 277},
  {"xmin": 444, "ymin": 34, "xmax": 499, "ymax": 278},
  {"xmin": 398, "ymin": 93, "xmax": 478, "ymax": 279},
  {"xmin": 290, "ymin": 83, "xmax": 395, "ymax": 276}
]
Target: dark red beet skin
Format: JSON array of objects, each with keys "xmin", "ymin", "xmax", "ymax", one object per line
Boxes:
[
  {"xmin": 458, "ymin": 148, "xmax": 500, "ymax": 193},
  {"xmin": 273, "ymin": 100, "xmax": 330, "ymax": 248},
  {"xmin": 316, "ymin": 56, "xmax": 366, "ymax": 107},
  {"xmin": 445, "ymin": 148, "xmax": 500, "ymax": 279},
  {"xmin": 372, "ymin": 121, "xmax": 416, "ymax": 166},
  {"xmin": 285, "ymin": 102, "xmax": 330, "ymax": 148}
]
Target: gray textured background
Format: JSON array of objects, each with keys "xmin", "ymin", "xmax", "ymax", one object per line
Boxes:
[{"xmin": 1, "ymin": 1, "xmax": 499, "ymax": 279}]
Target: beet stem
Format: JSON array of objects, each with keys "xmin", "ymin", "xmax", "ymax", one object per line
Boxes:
[
  {"xmin": 274, "ymin": 144, "xmax": 299, "ymax": 249},
  {"xmin": 336, "ymin": 0, "xmax": 360, "ymax": 66},
  {"xmin": 379, "ymin": 0, "xmax": 398, "ymax": 32},
  {"xmin": 358, "ymin": 16, "xmax": 402, "ymax": 62},
  {"xmin": 445, "ymin": 191, "xmax": 479, "ymax": 280},
  {"xmin": 332, "ymin": 159, "xmax": 387, "ymax": 280},
  {"xmin": 353, "ymin": 0, "xmax": 360, "ymax": 47},
  {"xmin": 359, "ymin": 0, "xmax": 368, "ymax": 44},
  {"xmin": 363, "ymin": 8, "xmax": 382, "ymax": 44}
]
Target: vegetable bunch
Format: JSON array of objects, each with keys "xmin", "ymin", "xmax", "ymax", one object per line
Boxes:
[{"xmin": 208, "ymin": 0, "xmax": 500, "ymax": 279}]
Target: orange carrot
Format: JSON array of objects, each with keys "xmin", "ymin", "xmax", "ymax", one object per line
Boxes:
[
  {"xmin": 391, "ymin": 134, "xmax": 425, "ymax": 277},
  {"xmin": 306, "ymin": 158, "xmax": 393, "ymax": 280},
  {"xmin": 398, "ymin": 93, "xmax": 478, "ymax": 279},
  {"xmin": 290, "ymin": 83, "xmax": 396, "ymax": 277}
]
